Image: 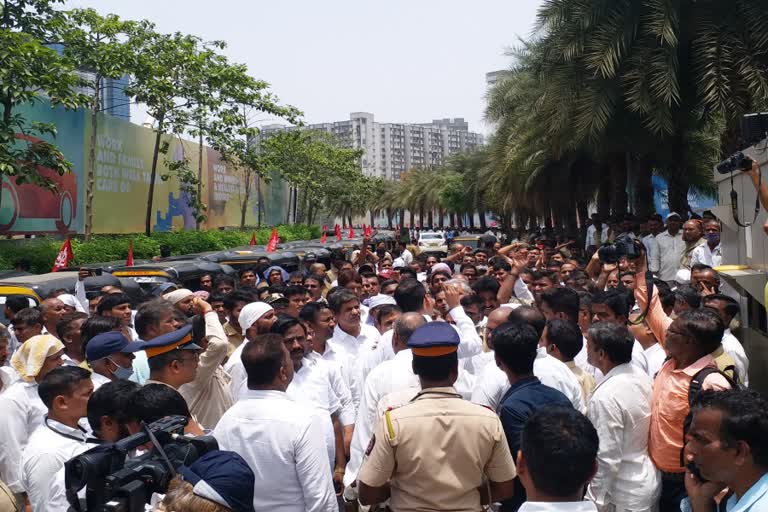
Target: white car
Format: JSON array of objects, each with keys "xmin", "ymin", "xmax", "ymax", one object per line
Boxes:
[{"xmin": 418, "ymin": 231, "xmax": 448, "ymax": 255}]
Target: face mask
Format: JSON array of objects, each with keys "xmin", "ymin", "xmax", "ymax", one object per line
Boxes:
[
  {"xmin": 704, "ymin": 233, "xmax": 720, "ymax": 245},
  {"xmin": 108, "ymin": 358, "xmax": 134, "ymax": 380}
]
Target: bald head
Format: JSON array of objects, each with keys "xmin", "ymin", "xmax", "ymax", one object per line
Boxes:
[
  {"xmin": 41, "ymin": 297, "xmax": 67, "ymax": 329},
  {"xmin": 487, "ymin": 308, "xmax": 513, "ymax": 333},
  {"xmin": 393, "ymin": 312, "xmax": 427, "ymax": 352}
]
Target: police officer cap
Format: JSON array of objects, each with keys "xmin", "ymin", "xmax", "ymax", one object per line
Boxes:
[
  {"xmin": 407, "ymin": 322, "xmax": 460, "ymax": 357},
  {"xmin": 85, "ymin": 331, "xmax": 143, "ymax": 362},
  {"xmin": 179, "ymin": 450, "xmax": 256, "ymax": 512},
  {"xmin": 141, "ymin": 324, "xmax": 202, "ymax": 359}
]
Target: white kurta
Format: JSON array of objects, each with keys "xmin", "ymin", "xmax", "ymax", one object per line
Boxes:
[
  {"xmin": 586, "ymin": 364, "xmax": 661, "ymax": 512},
  {"xmin": 0, "ymin": 381, "xmax": 46, "ymax": 493}
]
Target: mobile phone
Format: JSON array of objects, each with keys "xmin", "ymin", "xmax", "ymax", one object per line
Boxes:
[{"xmin": 687, "ymin": 462, "xmax": 707, "ymax": 482}]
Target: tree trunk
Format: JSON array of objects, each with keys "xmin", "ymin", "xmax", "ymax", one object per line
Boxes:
[
  {"xmin": 668, "ymin": 168, "xmax": 690, "ymax": 218},
  {"xmin": 348, "ymin": 215, "xmax": 353, "ymax": 228},
  {"xmin": 479, "ymin": 207, "xmax": 487, "ymax": 230},
  {"xmin": 240, "ymin": 168, "xmax": 251, "ymax": 230},
  {"xmin": 285, "ymin": 186, "xmax": 292, "ymax": 225},
  {"xmin": 633, "ymin": 158, "xmax": 655, "ymax": 218},
  {"xmin": 145, "ymin": 121, "xmax": 164, "ymax": 236},
  {"xmin": 438, "ymin": 209, "xmax": 445, "ymax": 229},
  {"xmin": 409, "ymin": 210, "xmax": 414, "ymax": 228},
  {"xmin": 576, "ymin": 200, "xmax": 589, "ymax": 235},
  {"xmin": 293, "ymin": 187, "xmax": 298, "ymax": 224},
  {"xmin": 467, "ymin": 211, "xmax": 475, "ymax": 229},
  {"xmin": 386, "ymin": 208, "xmax": 393, "ymax": 229},
  {"xmin": 419, "ymin": 208, "xmax": 424, "ymax": 228},
  {"xmin": 196, "ymin": 127, "xmax": 204, "ymax": 230},
  {"xmin": 256, "ymin": 175, "xmax": 263, "ymax": 227},
  {"xmin": 370, "ymin": 210, "xmax": 375, "ymax": 229},
  {"xmin": 427, "ymin": 209, "xmax": 433, "ymax": 228},
  {"xmin": 85, "ymin": 77, "xmax": 100, "ymax": 241},
  {"xmin": 609, "ymin": 155, "xmax": 628, "ymax": 217},
  {"xmin": 597, "ymin": 163, "xmax": 611, "ymax": 220}
]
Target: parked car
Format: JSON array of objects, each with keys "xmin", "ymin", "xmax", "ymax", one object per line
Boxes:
[{"xmin": 418, "ymin": 231, "xmax": 448, "ymax": 255}]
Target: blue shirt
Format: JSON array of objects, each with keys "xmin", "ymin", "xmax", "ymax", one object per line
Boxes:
[
  {"xmin": 681, "ymin": 473, "xmax": 768, "ymax": 512},
  {"xmin": 497, "ymin": 376, "xmax": 573, "ymax": 512}
]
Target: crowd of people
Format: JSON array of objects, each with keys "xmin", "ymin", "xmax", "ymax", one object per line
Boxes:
[{"xmin": 0, "ymin": 209, "xmax": 765, "ymax": 512}]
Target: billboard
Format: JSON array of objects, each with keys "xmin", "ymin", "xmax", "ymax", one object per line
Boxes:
[{"xmin": 0, "ymin": 102, "xmax": 288, "ymax": 235}]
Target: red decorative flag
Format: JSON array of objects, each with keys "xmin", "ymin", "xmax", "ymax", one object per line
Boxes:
[
  {"xmin": 126, "ymin": 240, "xmax": 134, "ymax": 267},
  {"xmin": 249, "ymin": 231, "xmax": 257, "ymax": 246},
  {"xmin": 51, "ymin": 238, "xmax": 74, "ymax": 272},
  {"xmin": 366, "ymin": 225, "xmax": 373, "ymax": 237},
  {"xmin": 362, "ymin": 224, "xmax": 367, "ymax": 237},
  {"xmin": 320, "ymin": 225, "xmax": 327, "ymax": 244},
  {"xmin": 266, "ymin": 227, "xmax": 279, "ymax": 252},
  {"xmin": 348, "ymin": 227, "xmax": 355, "ymax": 239},
  {"xmin": 335, "ymin": 224, "xmax": 342, "ymax": 241}
]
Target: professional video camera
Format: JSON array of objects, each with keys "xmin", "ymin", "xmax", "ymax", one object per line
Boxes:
[
  {"xmin": 597, "ymin": 234, "xmax": 642, "ymax": 264},
  {"xmin": 64, "ymin": 415, "xmax": 217, "ymax": 512}
]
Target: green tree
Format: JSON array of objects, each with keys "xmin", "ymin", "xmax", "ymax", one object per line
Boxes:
[
  {"xmin": 0, "ymin": 1, "xmax": 88, "ymax": 215},
  {"xmin": 59, "ymin": 8, "xmax": 150, "ymax": 240}
]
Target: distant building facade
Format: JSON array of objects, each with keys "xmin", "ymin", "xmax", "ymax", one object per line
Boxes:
[{"xmin": 259, "ymin": 112, "xmax": 483, "ymax": 181}]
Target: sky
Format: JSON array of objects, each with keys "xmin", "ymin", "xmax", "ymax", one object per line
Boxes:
[{"xmin": 69, "ymin": 0, "xmax": 543, "ymax": 134}]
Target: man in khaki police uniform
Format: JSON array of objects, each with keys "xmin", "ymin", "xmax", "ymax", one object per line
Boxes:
[{"xmin": 357, "ymin": 322, "xmax": 517, "ymax": 511}]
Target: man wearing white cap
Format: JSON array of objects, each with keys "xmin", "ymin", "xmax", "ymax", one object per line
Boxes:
[
  {"xmin": 224, "ymin": 302, "xmax": 277, "ymax": 398},
  {"xmin": 163, "ymin": 288, "xmax": 196, "ymax": 318},
  {"xmin": 650, "ymin": 212, "xmax": 685, "ymax": 284}
]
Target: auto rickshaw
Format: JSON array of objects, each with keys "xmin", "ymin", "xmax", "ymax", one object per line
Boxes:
[
  {"xmin": 110, "ymin": 260, "xmax": 236, "ymax": 296},
  {"xmin": 203, "ymin": 249, "xmax": 300, "ymax": 275}
]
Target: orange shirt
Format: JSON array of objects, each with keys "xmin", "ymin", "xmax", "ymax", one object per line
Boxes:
[{"xmin": 649, "ymin": 355, "xmax": 731, "ymax": 473}]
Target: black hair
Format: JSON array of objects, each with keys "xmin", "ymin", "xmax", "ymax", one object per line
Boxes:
[
  {"xmin": 491, "ymin": 259, "xmax": 512, "ymax": 272},
  {"xmin": 299, "ymin": 302, "xmax": 330, "ymax": 324},
  {"xmin": 11, "ymin": 307, "xmax": 43, "ymax": 328},
  {"xmin": 134, "ymin": 298, "xmax": 175, "ymax": 339},
  {"xmin": 327, "ymin": 289, "xmax": 359, "ymax": 314},
  {"xmin": 398, "ymin": 268, "xmax": 418, "ymax": 281},
  {"xmin": 283, "ymin": 285, "xmax": 308, "ymax": 299},
  {"xmin": 38, "ymin": 366, "xmax": 92, "ymax": 409},
  {"xmin": 5, "ymin": 296, "xmax": 29, "ymax": 314},
  {"xmin": 692, "ymin": 389, "xmax": 768, "ymax": 470},
  {"xmin": 471, "ymin": 276, "xmax": 500, "ymax": 296},
  {"xmin": 474, "ymin": 249, "xmax": 489, "ymax": 257},
  {"xmin": 459, "ymin": 263, "xmax": 478, "ymax": 274},
  {"xmin": 545, "ymin": 319, "xmax": 584, "ymax": 362},
  {"xmin": 55, "ymin": 311, "xmax": 88, "ymax": 341},
  {"xmin": 507, "ymin": 305, "xmax": 546, "ymax": 339},
  {"xmin": 586, "ymin": 322, "xmax": 633, "ymax": 365},
  {"xmin": 208, "ymin": 293, "xmax": 225, "ymax": 304},
  {"xmin": 288, "ymin": 270, "xmax": 304, "ymax": 282},
  {"xmin": 577, "ymin": 291, "xmax": 592, "ymax": 311},
  {"xmin": 242, "ymin": 334, "xmax": 287, "ymax": 387},
  {"xmin": 540, "ymin": 287, "xmax": 580, "ymax": 323},
  {"xmin": 492, "ymin": 322, "xmax": 539, "ymax": 375},
  {"xmin": 96, "ymin": 293, "xmax": 132, "ymax": 315},
  {"xmin": 132, "ymin": 384, "xmax": 191, "ymax": 423},
  {"xmin": 87, "ymin": 380, "xmax": 140, "ymax": 435},
  {"xmin": 304, "ymin": 274, "xmax": 325, "ymax": 285},
  {"xmin": 191, "ymin": 314, "xmax": 206, "ymax": 345},
  {"xmin": 702, "ymin": 294, "xmax": 740, "ymax": 321},
  {"xmin": 592, "ymin": 289, "xmax": 631, "ymax": 320},
  {"xmin": 147, "ymin": 350, "xmax": 186, "ymax": 373},
  {"xmin": 238, "ymin": 267, "xmax": 257, "ymax": 278},
  {"xmin": 674, "ymin": 285, "xmax": 702, "ymax": 309},
  {"xmin": 223, "ymin": 290, "xmax": 257, "ymax": 311},
  {"xmin": 532, "ymin": 270, "xmax": 558, "ymax": 284},
  {"xmin": 81, "ymin": 315, "xmax": 122, "ymax": 345},
  {"xmin": 460, "ymin": 294, "xmax": 484, "ymax": 309},
  {"xmin": 394, "ymin": 279, "xmax": 426, "ymax": 313},
  {"xmin": 213, "ymin": 274, "xmax": 236, "ymax": 289},
  {"xmin": 677, "ymin": 308, "xmax": 725, "ymax": 354},
  {"xmin": 338, "ymin": 270, "xmax": 363, "ymax": 288},
  {"xmin": 412, "ymin": 352, "xmax": 458, "ymax": 381},
  {"xmin": 522, "ymin": 407, "xmax": 598, "ymax": 498},
  {"xmin": 375, "ymin": 304, "xmax": 402, "ymax": 323},
  {"xmin": 379, "ymin": 278, "xmax": 399, "ymax": 290},
  {"xmin": 691, "ymin": 263, "xmax": 714, "ymax": 273},
  {"xmin": 270, "ymin": 314, "xmax": 306, "ymax": 337}
]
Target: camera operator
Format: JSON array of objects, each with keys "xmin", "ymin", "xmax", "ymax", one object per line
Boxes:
[
  {"xmin": 683, "ymin": 389, "xmax": 768, "ymax": 512},
  {"xmin": 21, "ymin": 366, "xmax": 94, "ymax": 511},
  {"xmin": 155, "ymin": 451, "xmax": 255, "ymax": 512},
  {"xmin": 47, "ymin": 380, "xmax": 141, "ymax": 511}
]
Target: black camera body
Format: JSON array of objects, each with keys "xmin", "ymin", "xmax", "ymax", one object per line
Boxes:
[
  {"xmin": 716, "ymin": 152, "xmax": 754, "ymax": 174},
  {"xmin": 65, "ymin": 415, "xmax": 218, "ymax": 512},
  {"xmin": 597, "ymin": 234, "xmax": 641, "ymax": 264}
]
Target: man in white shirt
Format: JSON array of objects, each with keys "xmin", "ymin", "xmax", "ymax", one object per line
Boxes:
[
  {"xmin": 584, "ymin": 323, "xmax": 660, "ymax": 512},
  {"xmin": 471, "ymin": 306, "xmax": 585, "ymax": 412},
  {"xmin": 225, "ymin": 301, "xmax": 277, "ymax": 398},
  {"xmin": 702, "ymin": 294, "xmax": 750, "ymax": 387},
  {"xmin": 585, "ymin": 214, "xmax": 610, "ymax": 252},
  {"xmin": 398, "ymin": 241, "xmax": 413, "ymax": 266},
  {"xmin": 651, "ymin": 212, "xmax": 685, "ymax": 283},
  {"xmin": 327, "ymin": 289, "xmax": 381, "ymax": 408},
  {"xmin": 345, "ymin": 312, "xmax": 427, "ymax": 489},
  {"xmin": 517, "ymin": 407, "xmax": 599, "ymax": 512},
  {"xmin": 702, "ymin": 219, "xmax": 723, "ymax": 268},
  {"xmin": 627, "ymin": 312, "xmax": 667, "ymax": 378},
  {"xmin": 21, "ymin": 366, "xmax": 95, "ymax": 512},
  {"xmin": 213, "ymin": 332, "xmax": 337, "ymax": 512}
]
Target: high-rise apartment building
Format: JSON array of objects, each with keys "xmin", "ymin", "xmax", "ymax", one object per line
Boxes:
[{"xmin": 259, "ymin": 112, "xmax": 483, "ymax": 180}]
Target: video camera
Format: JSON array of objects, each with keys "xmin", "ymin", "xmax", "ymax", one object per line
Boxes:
[
  {"xmin": 716, "ymin": 151, "xmax": 754, "ymax": 174},
  {"xmin": 65, "ymin": 415, "xmax": 217, "ymax": 512},
  {"xmin": 597, "ymin": 234, "xmax": 642, "ymax": 264}
]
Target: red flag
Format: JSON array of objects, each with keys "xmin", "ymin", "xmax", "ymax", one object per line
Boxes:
[
  {"xmin": 51, "ymin": 238, "xmax": 74, "ymax": 272},
  {"xmin": 362, "ymin": 224, "xmax": 367, "ymax": 237},
  {"xmin": 266, "ymin": 227, "xmax": 279, "ymax": 252},
  {"xmin": 366, "ymin": 225, "xmax": 373, "ymax": 237},
  {"xmin": 335, "ymin": 224, "xmax": 342, "ymax": 241},
  {"xmin": 126, "ymin": 240, "xmax": 134, "ymax": 267},
  {"xmin": 348, "ymin": 227, "xmax": 355, "ymax": 239},
  {"xmin": 320, "ymin": 225, "xmax": 327, "ymax": 244},
  {"xmin": 249, "ymin": 231, "xmax": 257, "ymax": 246}
]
